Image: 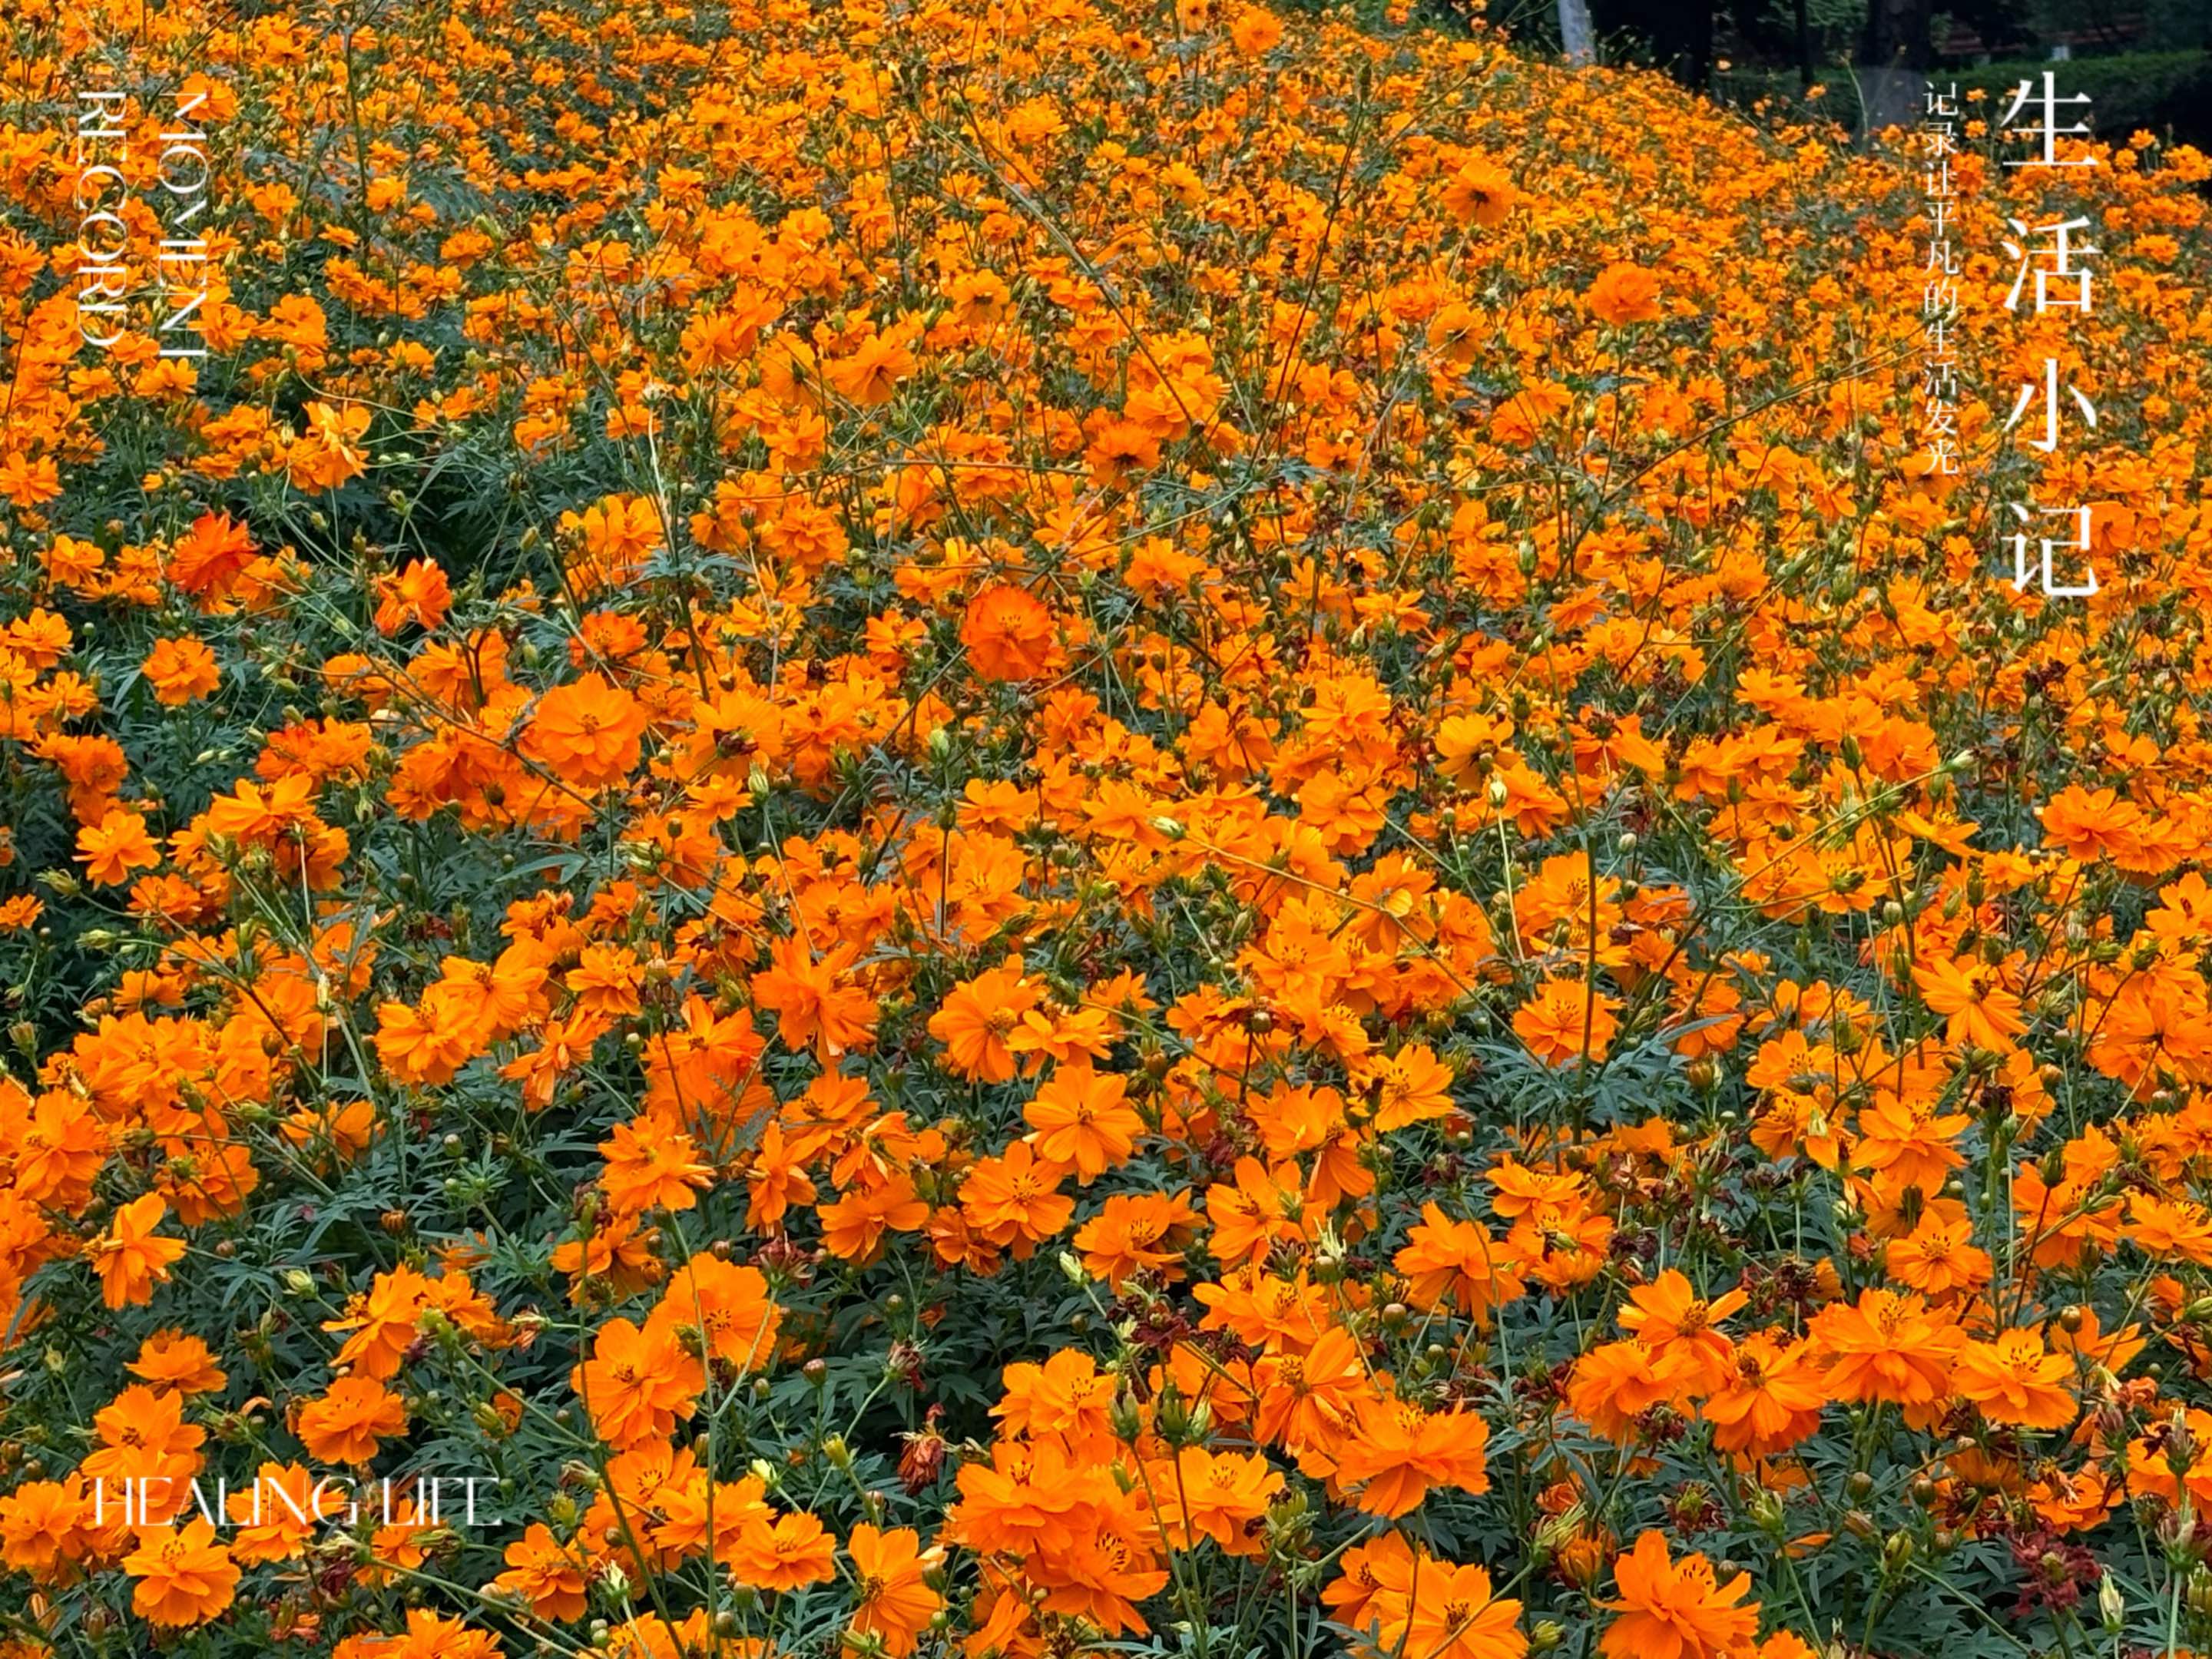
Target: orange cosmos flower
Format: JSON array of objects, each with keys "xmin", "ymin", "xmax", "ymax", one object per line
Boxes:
[
  {"xmin": 373, "ymin": 558, "xmax": 452, "ymax": 635},
  {"xmin": 749, "ymin": 933, "xmax": 876, "ymax": 1061},
  {"xmin": 823, "ymin": 329, "xmax": 916, "ymax": 407},
  {"xmin": 1808, "ymin": 1286, "xmax": 1964, "ymax": 1406},
  {"xmin": 291, "ymin": 400, "xmax": 372, "ymax": 488},
  {"xmin": 560, "ymin": 493, "xmax": 664, "ymax": 593},
  {"xmin": 1024, "ymin": 1064, "xmax": 1144, "ymax": 1182},
  {"xmin": 928, "ymin": 956, "xmax": 1042, "ymax": 1081},
  {"xmin": 0, "ymin": 1477, "xmax": 94, "ymax": 1581},
  {"xmin": 1333, "ymin": 1393, "xmax": 1492, "ymax": 1517},
  {"xmin": 1151, "ymin": 1446, "xmax": 1284, "ymax": 1555},
  {"xmin": 1441, "ymin": 156, "xmax": 1518, "ymax": 228},
  {"xmin": 1584, "ymin": 263, "xmax": 1664, "ymax": 326},
  {"xmin": 373, "ymin": 988, "xmax": 483, "ymax": 1088},
  {"xmin": 123, "ymin": 1516, "xmax": 240, "ymax": 1627},
  {"xmin": 959, "ymin": 1139, "xmax": 1075, "ymax": 1260},
  {"xmin": 1953, "ymin": 1327, "xmax": 2078, "ymax": 1430},
  {"xmin": 598, "ymin": 1115, "xmax": 714, "ymax": 1217},
  {"xmin": 91, "ymin": 1193, "xmax": 187, "ymax": 1309},
  {"xmin": 1598, "ymin": 1530, "xmax": 1759, "ymax": 1659},
  {"xmin": 1853, "ymin": 1093, "xmax": 1969, "ymax": 1196},
  {"xmin": 81, "ymin": 1385, "xmax": 204, "ymax": 1513},
  {"xmin": 77, "ymin": 808, "xmax": 160, "ymax": 886},
  {"xmin": 14, "ymin": 1091, "xmax": 106, "ymax": 1210},
  {"xmin": 1324, "ymin": 1532, "xmax": 1421, "ymax": 1631},
  {"xmin": 1377, "ymin": 1558, "xmax": 1528, "ymax": 1659},
  {"xmin": 521, "ymin": 672, "xmax": 647, "ymax": 790},
  {"xmin": 732, "ymin": 1510, "xmax": 836, "ymax": 1591},
  {"xmin": 167, "ymin": 509, "xmax": 257, "ymax": 598},
  {"xmin": 1618, "ymin": 1268, "xmax": 1746, "ymax": 1393},
  {"xmin": 296, "ymin": 1376, "xmax": 408, "ymax": 1465},
  {"xmin": 495, "ymin": 1523, "xmax": 590, "ymax": 1621},
  {"xmin": 1251, "ymin": 1324, "xmax": 1366, "ymax": 1468},
  {"xmin": 2038, "ymin": 784, "xmax": 2147, "ymax": 865},
  {"xmin": 141, "ymin": 636, "xmax": 222, "ymax": 705},
  {"xmin": 959, "ymin": 584, "xmax": 1057, "ymax": 682},
  {"xmin": 572, "ymin": 1315, "xmax": 704, "ymax": 1449},
  {"xmin": 224, "ymin": 1462, "xmax": 320, "ymax": 1567},
  {"xmin": 1700, "ymin": 1332, "xmax": 1825, "ymax": 1456},
  {"xmin": 847, "ymin": 1523, "xmax": 945, "ymax": 1657},
  {"xmin": 653, "ymin": 1252, "xmax": 783, "ymax": 1372},
  {"xmin": 1911, "ymin": 955, "xmax": 2028, "ymax": 1052},
  {"xmin": 820, "ymin": 1174, "xmax": 930, "ymax": 1264},
  {"xmin": 1228, "ymin": 6, "xmax": 1284, "ymax": 55},
  {"xmin": 1366, "ymin": 1041, "xmax": 1457, "ymax": 1130},
  {"xmin": 1075, "ymin": 1189, "xmax": 1202, "ymax": 1287},
  {"xmin": 1513, "ymin": 979, "xmax": 1620, "ymax": 1066},
  {"xmin": 1884, "ymin": 1212, "xmax": 1992, "ymax": 1299},
  {"xmin": 1204, "ymin": 1155, "xmax": 1312, "ymax": 1266},
  {"xmin": 1394, "ymin": 1201, "xmax": 1526, "ymax": 1323},
  {"xmin": 0, "ymin": 451, "xmax": 60, "ymax": 508},
  {"xmin": 1567, "ymin": 1338, "xmax": 1694, "ymax": 1442},
  {"xmin": 127, "ymin": 1330, "xmax": 227, "ymax": 1395}
]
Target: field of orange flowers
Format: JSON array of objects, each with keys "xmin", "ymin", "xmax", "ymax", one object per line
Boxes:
[{"xmin": 2, "ymin": 0, "xmax": 2211, "ymax": 1654}]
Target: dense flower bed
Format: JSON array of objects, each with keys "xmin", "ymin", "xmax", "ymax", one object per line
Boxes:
[{"xmin": 2, "ymin": 0, "xmax": 2211, "ymax": 1655}]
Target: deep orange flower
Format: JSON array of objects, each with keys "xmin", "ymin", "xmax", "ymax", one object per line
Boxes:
[
  {"xmin": 77, "ymin": 808, "xmax": 159, "ymax": 886},
  {"xmin": 1513, "ymin": 979, "xmax": 1620, "ymax": 1066},
  {"xmin": 91, "ymin": 1193, "xmax": 187, "ymax": 1309},
  {"xmin": 521, "ymin": 672, "xmax": 647, "ymax": 790},
  {"xmin": 1884, "ymin": 1210, "xmax": 1992, "ymax": 1299},
  {"xmin": 1618, "ymin": 1269, "xmax": 1746, "ymax": 1393},
  {"xmin": 1151, "ymin": 1446, "xmax": 1283, "ymax": 1555},
  {"xmin": 1441, "ymin": 155, "xmax": 1518, "ymax": 228},
  {"xmin": 1204, "ymin": 1156, "xmax": 1312, "ymax": 1266},
  {"xmin": 1953, "ymin": 1327, "xmax": 2078, "ymax": 1430},
  {"xmin": 929, "ymin": 957, "xmax": 1042, "ymax": 1081},
  {"xmin": 1024, "ymin": 1064, "xmax": 1143, "ymax": 1182},
  {"xmin": 296, "ymin": 1376, "xmax": 408, "ymax": 1465},
  {"xmin": 598, "ymin": 1116, "xmax": 714, "ymax": 1217},
  {"xmin": 1377, "ymin": 1557, "xmax": 1528, "ymax": 1659},
  {"xmin": 1809, "ymin": 1287, "xmax": 1964, "ymax": 1406},
  {"xmin": 373, "ymin": 558, "xmax": 452, "ymax": 635},
  {"xmin": 81, "ymin": 1385, "xmax": 204, "ymax": 1515},
  {"xmin": 1912, "ymin": 955, "xmax": 2028, "ymax": 1052},
  {"xmin": 1584, "ymin": 263, "xmax": 1664, "ymax": 326},
  {"xmin": 495, "ymin": 1523, "xmax": 589, "ymax": 1621},
  {"xmin": 123, "ymin": 1516, "xmax": 240, "ymax": 1627},
  {"xmin": 127, "ymin": 1330, "xmax": 227, "ymax": 1395},
  {"xmin": 820, "ymin": 1174, "xmax": 930, "ymax": 1264},
  {"xmin": 652, "ymin": 1253, "xmax": 783, "ymax": 1373},
  {"xmin": 1598, "ymin": 1530, "xmax": 1759, "ymax": 1659},
  {"xmin": 1567, "ymin": 1338, "xmax": 1694, "ymax": 1442},
  {"xmin": 1333, "ymin": 1393, "xmax": 1491, "ymax": 1517},
  {"xmin": 0, "ymin": 1478, "xmax": 93, "ymax": 1579},
  {"xmin": 1700, "ymin": 1333, "xmax": 1825, "ymax": 1456},
  {"xmin": 960, "ymin": 1139, "xmax": 1075, "ymax": 1260},
  {"xmin": 848, "ymin": 1522, "xmax": 945, "ymax": 1656},
  {"xmin": 750, "ymin": 933, "xmax": 876, "ymax": 1061},
  {"xmin": 141, "ymin": 636, "xmax": 222, "ymax": 705},
  {"xmin": 571, "ymin": 1316, "xmax": 703, "ymax": 1450},
  {"xmin": 960, "ymin": 584, "xmax": 1057, "ymax": 682},
  {"xmin": 732, "ymin": 1510, "xmax": 836, "ymax": 1591}
]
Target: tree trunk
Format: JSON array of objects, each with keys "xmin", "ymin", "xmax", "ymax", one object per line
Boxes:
[
  {"xmin": 1793, "ymin": 0, "xmax": 1814, "ymax": 90},
  {"xmin": 1856, "ymin": 0, "xmax": 1932, "ymax": 134},
  {"xmin": 1558, "ymin": 0, "xmax": 1595, "ymax": 66},
  {"xmin": 1684, "ymin": 1, "xmax": 1713, "ymax": 88},
  {"xmin": 1859, "ymin": 0, "xmax": 1932, "ymax": 68}
]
